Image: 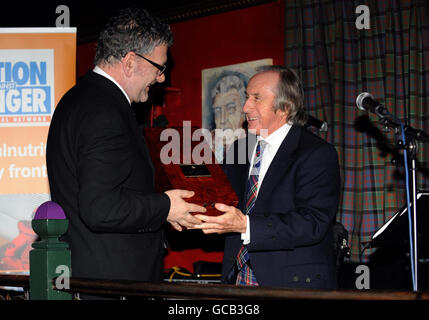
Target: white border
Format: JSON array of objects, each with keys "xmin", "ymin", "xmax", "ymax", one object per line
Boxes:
[{"xmin": 0, "ymin": 28, "xmax": 76, "ymax": 34}]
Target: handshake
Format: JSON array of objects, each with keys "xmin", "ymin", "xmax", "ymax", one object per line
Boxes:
[{"xmin": 164, "ymin": 189, "xmax": 247, "ymax": 234}]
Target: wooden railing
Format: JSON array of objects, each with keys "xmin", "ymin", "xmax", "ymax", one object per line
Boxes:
[
  {"xmin": 58, "ymin": 277, "xmax": 429, "ymax": 300},
  {"xmin": 2, "ymin": 273, "xmax": 429, "ymax": 300}
]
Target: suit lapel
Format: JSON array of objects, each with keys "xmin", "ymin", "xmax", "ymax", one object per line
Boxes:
[
  {"xmin": 127, "ymin": 109, "xmax": 155, "ymax": 180},
  {"xmin": 245, "ymin": 133, "xmax": 257, "ymax": 181},
  {"xmin": 89, "ymin": 71, "xmax": 155, "ymax": 182},
  {"xmin": 256, "ymin": 125, "xmax": 302, "ymax": 202}
]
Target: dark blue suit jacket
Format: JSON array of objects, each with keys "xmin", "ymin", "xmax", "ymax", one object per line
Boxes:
[
  {"xmin": 47, "ymin": 71, "xmax": 170, "ymax": 281},
  {"xmin": 222, "ymin": 125, "xmax": 341, "ymax": 288}
]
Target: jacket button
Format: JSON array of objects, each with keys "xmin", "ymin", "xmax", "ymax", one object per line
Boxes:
[
  {"xmin": 293, "ymin": 276, "xmax": 299, "ymax": 282},
  {"xmin": 306, "ymin": 277, "xmax": 311, "ymax": 283}
]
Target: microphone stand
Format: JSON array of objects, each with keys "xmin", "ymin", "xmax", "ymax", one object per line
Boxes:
[
  {"xmin": 406, "ymin": 136, "xmax": 418, "ymax": 292},
  {"xmin": 379, "ymin": 116, "xmax": 428, "ymax": 292}
]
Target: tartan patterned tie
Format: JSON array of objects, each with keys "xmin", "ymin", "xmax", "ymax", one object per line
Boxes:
[{"xmin": 236, "ymin": 140, "xmax": 267, "ymax": 286}]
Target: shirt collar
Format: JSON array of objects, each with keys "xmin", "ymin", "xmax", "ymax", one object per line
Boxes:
[
  {"xmin": 258, "ymin": 122, "xmax": 292, "ymax": 151},
  {"xmin": 93, "ymin": 66, "xmax": 131, "ymax": 105}
]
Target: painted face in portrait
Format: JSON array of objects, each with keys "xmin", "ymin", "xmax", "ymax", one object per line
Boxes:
[{"xmin": 212, "ymin": 88, "xmax": 245, "ymax": 131}]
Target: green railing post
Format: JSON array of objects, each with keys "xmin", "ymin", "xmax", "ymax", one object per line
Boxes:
[{"xmin": 29, "ymin": 201, "xmax": 72, "ymax": 300}]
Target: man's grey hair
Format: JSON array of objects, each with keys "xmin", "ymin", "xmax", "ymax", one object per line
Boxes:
[
  {"xmin": 256, "ymin": 65, "xmax": 307, "ymax": 125},
  {"xmin": 211, "ymin": 75, "xmax": 246, "ymax": 105},
  {"xmin": 94, "ymin": 7, "xmax": 173, "ymax": 65}
]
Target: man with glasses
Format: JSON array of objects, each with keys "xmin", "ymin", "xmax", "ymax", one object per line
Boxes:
[
  {"xmin": 46, "ymin": 7, "xmax": 205, "ymax": 293},
  {"xmin": 134, "ymin": 52, "xmax": 167, "ymax": 76}
]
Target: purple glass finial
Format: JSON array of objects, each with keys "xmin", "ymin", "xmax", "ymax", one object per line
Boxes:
[{"xmin": 33, "ymin": 201, "xmax": 66, "ymax": 220}]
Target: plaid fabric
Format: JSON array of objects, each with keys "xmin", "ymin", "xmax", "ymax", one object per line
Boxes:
[
  {"xmin": 236, "ymin": 245, "xmax": 258, "ymax": 286},
  {"xmin": 236, "ymin": 141, "xmax": 266, "ymax": 285},
  {"xmin": 246, "ymin": 140, "xmax": 266, "ymax": 214},
  {"xmin": 284, "ymin": 0, "xmax": 429, "ymax": 262}
]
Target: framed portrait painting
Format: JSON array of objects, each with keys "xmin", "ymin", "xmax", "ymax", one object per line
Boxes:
[{"xmin": 202, "ymin": 58, "xmax": 272, "ymax": 161}]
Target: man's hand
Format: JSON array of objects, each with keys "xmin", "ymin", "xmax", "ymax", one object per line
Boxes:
[
  {"xmin": 165, "ymin": 189, "xmax": 206, "ymax": 231},
  {"xmin": 193, "ymin": 203, "xmax": 247, "ymax": 234}
]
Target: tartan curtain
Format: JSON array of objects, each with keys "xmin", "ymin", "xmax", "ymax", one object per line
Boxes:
[{"xmin": 284, "ymin": 0, "xmax": 429, "ymax": 262}]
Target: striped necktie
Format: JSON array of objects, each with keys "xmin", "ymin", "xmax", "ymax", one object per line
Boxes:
[{"xmin": 236, "ymin": 140, "xmax": 267, "ymax": 286}]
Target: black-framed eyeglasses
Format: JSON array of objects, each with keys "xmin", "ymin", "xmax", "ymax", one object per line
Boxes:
[{"xmin": 134, "ymin": 52, "xmax": 166, "ymax": 76}]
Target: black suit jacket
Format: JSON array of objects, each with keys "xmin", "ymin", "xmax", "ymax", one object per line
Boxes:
[
  {"xmin": 46, "ymin": 71, "xmax": 170, "ymax": 281},
  {"xmin": 222, "ymin": 125, "xmax": 341, "ymax": 288}
]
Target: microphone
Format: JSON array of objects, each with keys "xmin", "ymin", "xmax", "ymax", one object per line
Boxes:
[
  {"xmin": 306, "ymin": 115, "xmax": 328, "ymax": 132},
  {"xmin": 356, "ymin": 92, "xmax": 389, "ymax": 117}
]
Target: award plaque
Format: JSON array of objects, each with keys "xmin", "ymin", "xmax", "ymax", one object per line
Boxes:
[{"xmin": 143, "ymin": 126, "xmax": 239, "ymax": 216}]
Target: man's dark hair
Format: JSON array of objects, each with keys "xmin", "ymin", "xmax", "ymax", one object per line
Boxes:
[{"xmin": 94, "ymin": 7, "xmax": 173, "ymax": 65}]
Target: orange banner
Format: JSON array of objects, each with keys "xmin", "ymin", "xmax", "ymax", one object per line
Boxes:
[{"xmin": 0, "ymin": 28, "xmax": 76, "ymax": 272}]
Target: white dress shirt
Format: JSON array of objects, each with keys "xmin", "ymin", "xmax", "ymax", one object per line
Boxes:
[
  {"xmin": 93, "ymin": 66, "xmax": 131, "ymax": 105},
  {"xmin": 242, "ymin": 122, "xmax": 292, "ymax": 244}
]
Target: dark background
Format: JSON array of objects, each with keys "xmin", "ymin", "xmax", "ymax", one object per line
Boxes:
[{"xmin": 0, "ymin": 1, "xmax": 277, "ymax": 43}]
